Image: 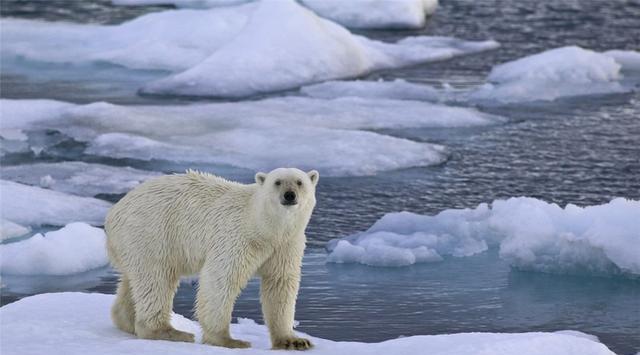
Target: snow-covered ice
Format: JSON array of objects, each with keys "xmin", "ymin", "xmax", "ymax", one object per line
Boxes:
[
  {"xmin": 304, "ymin": 47, "xmax": 640, "ymax": 104},
  {"xmin": 0, "ymin": 5, "xmax": 253, "ymax": 72},
  {"xmin": 301, "ymin": 79, "xmax": 443, "ymax": 102},
  {"xmin": 470, "ymin": 46, "xmax": 640, "ymax": 103},
  {"xmin": 1, "ymin": 162, "xmax": 160, "ymax": 197},
  {"xmin": 0, "ymin": 219, "xmax": 30, "ymax": 241},
  {"xmin": 112, "ymin": 0, "xmax": 438, "ymax": 29},
  {"xmin": 0, "ymin": 180, "xmax": 111, "ymax": 227},
  {"xmin": 2, "ymin": 98, "xmax": 503, "ymax": 176},
  {"xmin": 0, "ymin": 99, "xmax": 73, "ymax": 145},
  {"xmin": 142, "ymin": 0, "xmax": 497, "ymax": 97},
  {"xmin": 301, "ymin": 0, "xmax": 438, "ymax": 29},
  {"xmin": 0, "ymin": 292, "xmax": 616, "ymax": 355},
  {"xmin": 2, "ymin": 0, "xmax": 496, "ymax": 98},
  {"xmin": 0, "ymin": 223, "xmax": 108, "ymax": 275},
  {"xmin": 327, "ymin": 197, "xmax": 640, "ymax": 277},
  {"xmin": 112, "ymin": 0, "xmax": 250, "ymax": 7}
]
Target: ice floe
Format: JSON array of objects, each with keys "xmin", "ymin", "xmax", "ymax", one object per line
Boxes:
[
  {"xmin": 327, "ymin": 197, "xmax": 640, "ymax": 278},
  {"xmin": 112, "ymin": 0, "xmax": 438, "ymax": 29},
  {"xmin": 0, "ymin": 180, "xmax": 111, "ymax": 227},
  {"xmin": 0, "ymin": 223, "xmax": 108, "ymax": 275},
  {"xmin": 300, "ymin": 0, "xmax": 438, "ymax": 29},
  {"xmin": 0, "ymin": 292, "xmax": 616, "ymax": 355},
  {"xmin": 470, "ymin": 46, "xmax": 635, "ymax": 103},
  {"xmin": 301, "ymin": 79, "xmax": 444, "ymax": 101},
  {"xmin": 304, "ymin": 47, "xmax": 640, "ymax": 104},
  {"xmin": 2, "ymin": 0, "xmax": 496, "ymax": 98},
  {"xmin": 1, "ymin": 162, "xmax": 160, "ymax": 197},
  {"xmin": 2, "ymin": 98, "xmax": 503, "ymax": 176},
  {"xmin": 0, "ymin": 219, "xmax": 30, "ymax": 241},
  {"xmin": 142, "ymin": 0, "xmax": 497, "ymax": 98}
]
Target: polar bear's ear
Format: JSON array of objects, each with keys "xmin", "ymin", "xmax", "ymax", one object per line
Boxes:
[
  {"xmin": 307, "ymin": 170, "xmax": 319, "ymax": 186},
  {"xmin": 255, "ymin": 172, "xmax": 267, "ymax": 185}
]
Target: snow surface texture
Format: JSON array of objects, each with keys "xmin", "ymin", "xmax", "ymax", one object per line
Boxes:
[
  {"xmin": 327, "ymin": 197, "xmax": 640, "ymax": 278},
  {"xmin": 470, "ymin": 46, "xmax": 637, "ymax": 103},
  {"xmin": 0, "ymin": 223, "xmax": 108, "ymax": 275},
  {"xmin": 300, "ymin": 0, "xmax": 438, "ymax": 29},
  {"xmin": 1, "ymin": 98, "xmax": 503, "ymax": 176},
  {"xmin": 302, "ymin": 47, "xmax": 640, "ymax": 104},
  {"xmin": 141, "ymin": 0, "xmax": 496, "ymax": 97},
  {"xmin": 2, "ymin": 0, "xmax": 497, "ymax": 98},
  {"xmin": 0, "ymin": 292, "xmax": 615, "ymax": 355},
  {"xmin": 0, "ymin": 219, "xmax": 30, "ymax": 241},
  {"xmin": 1, "ymin": 162, "xmax": 160, "ymax": 197},
  {"xmin": 0, "ymin": 180, "xmax": 111, "ymax": 227},
  {"xmin": 112, "ymin": 0, "xmax": 438, "ymax": 29}
]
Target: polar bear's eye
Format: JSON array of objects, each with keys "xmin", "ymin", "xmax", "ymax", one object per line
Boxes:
[
  {"xmin": 296, "ymin": 180, "xmax": 302, "ymax": 186},
  {"xmin": 275, "ymin": 180, "xmax": 281, "ymax": 186}
]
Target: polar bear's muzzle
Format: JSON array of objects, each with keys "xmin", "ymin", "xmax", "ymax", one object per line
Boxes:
[{"xmin": 281, "ymin": 190, "xmax": 298, "ymax": 206}]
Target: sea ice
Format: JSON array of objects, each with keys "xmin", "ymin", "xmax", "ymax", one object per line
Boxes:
[
  {"xmin": 112, "ymin": 0, "xmax": 438, "ymax": 29},
  {"xmin": 1, "ymin": 0, "xmax": 497, "ymax": 98},
  {"xmin": 327, "ymin": 197, "xmax": 640, "ymax": 277},
  {"xmin": 2, "ymin": 98, "xmax": 502, "ymax": 176},
  {"xmin": 301, "ymin": 0, "xmax": 438, "ymax": 29},
  {"xmin": 0, "ymin": 99, "xmax": 73, "ymax": 145},
  {"xmin": 0, "ymin": 219, "xmax": 30, "ymax": 241},
  {"xmin": 470, "ymin": 46, "xmax": 636, "ymax": 103},
  {"xmin": 304, "ymin": 47, "xmax": 640, "ymax": 104},
  {"xmin": 301, "ymin": 79, "xmax": 443, "ymax": 102},
  {"xmin": 1, "ymin": 162, "xmax": 160, "ymax": 197},
  {"xmin": 142, "ymin": 0, "xmax": 497, "ymax": 97},
  {"xmin": 0, "ymin": 292, "xmax": 616, "ymax": 355},
  {"xmin": 0, "ymin": 223, "xmax": 108, "ymax": 275},
  {"xmin": 0, "ymin": 180, "xmax": 112, "ymax": 227}
]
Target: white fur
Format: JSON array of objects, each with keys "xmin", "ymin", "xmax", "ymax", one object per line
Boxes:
[{"xmin": 105, "ymin": 168, "xmax": 318, "ymax": 349}]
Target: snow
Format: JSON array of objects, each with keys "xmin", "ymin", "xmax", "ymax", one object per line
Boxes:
[
  {"xmin": 0, "ymin": 99, "xmax": 73, "ymax": 144},
  {"xmin": 0, "ymin": 292, "xmax": 616, "ymax": 355},
  {"xmin": 112, "ymin": 0, "xmax": 250, "ymax": 7},
  {"xmin": 2, "ymin": 98, "xmax": 503, "ymax": 176},
  {"xmin": 604, "ymin": 50, "xmax": 640, "ymax": 72},
  {"xmin": 0, "ymin": 223, "xmax": 108, "ymax": 275},
  {"xmin": 305, "ymin": 47, "xmax": 640, "ymax": 105},
  {"xmin": 1, "ymin": 162, "xmax": 160, "ymax": 197},
  {"xmin": 2, "ymin": 0, "xmax": 495, "ymax": 97},
  {"xmin": 142, "ymin": 0, "xmax": 498, "ymax": 98},
  {"xmin": 112, "ymin": 0, "xmax": 438, "ymax": 29},
  {"xmin": 1, "ymin": 5, "xmax": 254, "ymax": 72},
  {"xmin": 327, "ymin": 197, "xmax": 640, "ymax": 277},
  {"xmin": 0, "ymin": 180, "xmax": 111, "ymax": 227},
  {"xmin": 0, "ymin": 219, "xmax": 30, "ymax": 241},
  {"xmin": 470, "ymin": 46, "xmax": 631, "ymax": 103},
  {"xmin": 301, "ymin": 0, "xmax": 438, "ymax": 29},
  {"xmin": 301, "ymin": 79, "xmax": 443, "ymax": 101}
]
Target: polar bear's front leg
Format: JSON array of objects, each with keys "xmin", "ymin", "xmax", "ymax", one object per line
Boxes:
[
  {"xmin": 196, "ymin": 257, "xmax": 254, "ymax": 349},
  {"xmin": 259, "ymin": 241, "xmax": 312, "ymax": 350}
]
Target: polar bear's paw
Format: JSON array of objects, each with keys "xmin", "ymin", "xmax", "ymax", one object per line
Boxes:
[
  {"xmin": 220, "ymin": 338, "xmax": 251, "ymax": 349},
  {"xmin": 137, "ymin": 325, "xmax": 195, "ymax": 343},
  {"xmin": 273, "ymin": 337, "xmax": 313, "ymax": 350}
]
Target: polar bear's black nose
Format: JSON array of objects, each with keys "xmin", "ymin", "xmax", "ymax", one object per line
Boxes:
[{"xmin": 283, "ymin": 191, "xmax": 297, "ymax": 204}]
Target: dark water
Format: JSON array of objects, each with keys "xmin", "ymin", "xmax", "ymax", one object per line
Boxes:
[{"xmin": 1, "ymin": 0, "xmax": 640, "ymax": 353}]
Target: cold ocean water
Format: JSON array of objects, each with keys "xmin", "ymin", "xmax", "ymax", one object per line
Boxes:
[{"xmin": 1, "ymin": 0, "xmax": 639, "ymax": 354}]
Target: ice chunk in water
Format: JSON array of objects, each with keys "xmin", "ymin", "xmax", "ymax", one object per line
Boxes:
[
  {"xmin": 0, "ymin": 180, "xmax": 111, "ymax": 227},
  {"xmin": 328, "ymin": 197, "xmax": 640, "ymax": 278},
  {"xmin": 0, "ymin": 223, "xmax": 107, "ymax": 275}
]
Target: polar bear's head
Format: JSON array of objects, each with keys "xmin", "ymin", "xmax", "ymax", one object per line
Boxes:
[{"xmin": 255, "ymin": 168, "xmax": 319, "ymax": 210}]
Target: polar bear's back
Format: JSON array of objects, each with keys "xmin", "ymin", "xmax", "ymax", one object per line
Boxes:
[{"xmin": 105, "ymin": 171, "xmax": 252, "ymax": 273}]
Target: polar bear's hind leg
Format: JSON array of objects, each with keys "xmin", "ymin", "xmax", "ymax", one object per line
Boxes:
[
  {"xmin": 129, "ymin": 269, "xmax": 194, "ymax": 343},
  {"xmin": 111, "ymin": 276, "xmax": 136, "ymax": 334}
]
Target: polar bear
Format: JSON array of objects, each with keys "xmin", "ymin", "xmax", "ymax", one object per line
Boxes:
[{"xmin": 105, "ymin": 168, "xmax": 318, "ymax": 350}]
